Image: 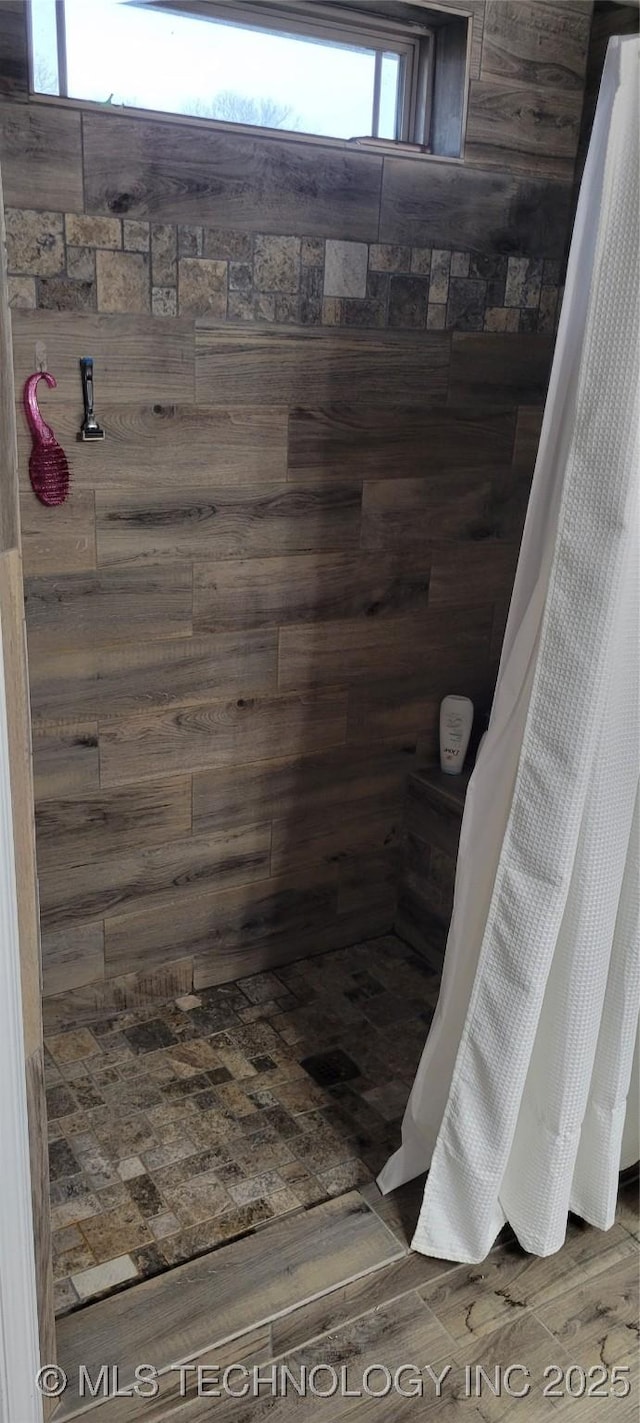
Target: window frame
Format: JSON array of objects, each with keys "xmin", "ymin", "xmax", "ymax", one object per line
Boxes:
[{"xmin": 28, "ymin": 0, "xmax": 439, "ymax": 148}]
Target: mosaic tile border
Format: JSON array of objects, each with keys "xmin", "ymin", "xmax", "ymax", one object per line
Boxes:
[{"xmin": 6, "ymin": 209, "xmax": 563, "ymax": 334}]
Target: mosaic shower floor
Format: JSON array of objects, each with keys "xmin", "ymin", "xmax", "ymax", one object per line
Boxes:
[{"xmin": 45, "ymin": 934, "xmax": 441, "ymax": 1315}]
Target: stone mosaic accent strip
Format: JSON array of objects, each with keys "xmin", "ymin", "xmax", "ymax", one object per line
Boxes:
[{"xmin": 5, "ymin": 208, "xmax": 563, "ymax": 333}]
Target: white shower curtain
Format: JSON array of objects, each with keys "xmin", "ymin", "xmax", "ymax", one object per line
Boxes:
[{"xmin": 378, "ymin": 34, "xmax": 640, "ymax": 1262}]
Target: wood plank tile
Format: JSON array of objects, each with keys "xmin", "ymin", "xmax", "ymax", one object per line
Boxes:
[
  {"xmin": 420, "ymin": 1226, "xmax": 637, "ymax": 1344},
  {"xmin": 193, "ymin": 740, "xmax": 416, "ymax": 835},
  {"xmin": 24, "ymin": 565, "xmax": 192, "ymax": 654},
  {"xmin": 616, "ymin": 1174, "xmax": 639, "ymax": 1240},
  {"xmin": 35, "ymin": 778, "xmax": 192, "ymax": 870},
  {"xmin": 105, "ymin": 864, "xmax": 340, "ymax": 978},
  {"xmin": 490, "ymin": 474, "xmax": 534, "ymax": 546},
  {"xmin": 428, "ymin": 541, "xmax": 519, "ymax": 605},
  {"xmin": 193, "ymin": 903, "xmax": 392, "ymax": 991},
  {"xmin": 449, "ymin": 1303, "xmax": 638, "ymax": 1423},
  {"xmin": 486, "ymin": 406, "xmax": 543, "ymax": 550},
  {"xmin": 19, "ymin": 489, "xmax": 96, "ymax": 577},
  {"xmin": 336, "ymin": 847, "xmax": 399, "ymax": 919},
  {"xmin": 96, "ymin": 482, "xmax": 363, "ymax": 568},
  {"xmin": 358, "ymin": 1177, "xmax": 429, "ymax": 1249},
  {"xmin": 345, "ymin": 606, "xmax": 495, "ymax": 744},
  {"xmin": 56, "ymin": 1193, "xmax": 403, "ymax": 1418},
  {"xmin": 41, "ymin": 921, "xmax": 105, "ymax": 1000},
  {"xmin": 404, "ymin": 774, "xmax": 465, "ymax": 859},
  {"xmin": 410, "ymin": 765, "xmax": 471, "ymax": 817},
  {"xmin": 0, "ymin": 99, "xmax": 83, "ymax": 208},
  {"xmin": 452, "ymin": 1312, "xmax": 573, "ymax": 1421},
  {"xmin": 99, "ymin": 686, "xmax": 348, "ymax": 786},
  {"xmin": 395, "ymin": 885, "xmax": 448, "ymax": 968},
  {"xmin": 551, "ymin": 1383, "xmax": 639, "ymax": 1423},
  {"xmin": 83, "ymin": 112, "xmax": 382, "ymax": 238},
  {"xmin": 29, "ymin": 629, "xmax": 277, "ymax": 722},
  {"xmin": 282, "ymin": 1287, "xmax": 454, "ymax": 1381},
  {"xmin": 195, "ymin": 326, "xmax": 450, "ymax": 408},
  {"xmin": 448, "ymin": 333, "xmax": 555, "ymax": 406},
  {"xmin": 347, "ymin": 680, "xmax": 441, "ymax": 747},
  {"xmin": 513, "ymin": 405, "xmax": 544, "ymax": 477},
  {"xmin": 270, "ymin": 1244, "xmax": 456, "ymax": 1357},
  {"xmin": 534, "ymin": 1247, "xmax": 640, "ymax": 1370},
  {"xmin": 188, "ymin": 1293, "xmax": 454, "ymax": 1423},
  {"xmin": 42, "ymin": 959, "xmax": 193, "ymax": 1030},
  {"xmin": 32, "ymin": 719, "xmax": 100, "ymax": 800},
  {"xmin": 288, "ymin": 405, "xmax": 517, "ymax": 481},
  {"xmin": 18, "ymin": 403, "xmax": 288, "ymax": 491},
  {"xmin": 360, "ymin": 473, "xmax": 498, "ymax": 550},
  {"xmin": 271, "ymin": 804, "xmax": 400, "ymax": 877},
  {"xmin": 194, "ymin": 551, "xmax": 430, "ymax": 633},
  {"xmin": 465, "ymin": 77, "xmax": 583, "ymax": 179},
  {"xmin": 81, "ymin": 1326, "xmax": 272, "ymax": 1423},
  {"xmin": 39, "ymin": 823, "xmax": 272, "ymax": 928},
  {"xmin": 278, "ymin": 615, "xmax": 439, "ymax": 692},
  {"xmin": 11, "ymin": 311, "xmax": 194, "ymax": 403},
  {"xmin": 481, "ymin": 0, "xmax": 591, "ymax": 90},
  {"xmin": 379, "ymin": 156, "xmax": 573, "ymax": 258},
  {"xmin": 403, "ymin": 829, "xmax": 455, "ymax": 937}
]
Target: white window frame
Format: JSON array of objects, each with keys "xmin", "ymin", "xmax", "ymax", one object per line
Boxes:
[{"xmin": 30, "ymin": 0, "xmax": 438, "ymax": 148}]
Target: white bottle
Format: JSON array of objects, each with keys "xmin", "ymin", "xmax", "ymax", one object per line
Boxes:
[{"xmin": 439, "ymin": 695, "xmax": 474, "ymax": 775}]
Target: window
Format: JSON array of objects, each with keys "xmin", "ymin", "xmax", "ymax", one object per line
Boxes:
[{"xmin": 29, "ymin": 0, "xmax": 470, "ymax": 155}]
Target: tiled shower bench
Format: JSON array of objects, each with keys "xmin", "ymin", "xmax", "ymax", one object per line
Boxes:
[{"xmin": 396, "ymin": 763, "xmax": 472, "ymax": 971}]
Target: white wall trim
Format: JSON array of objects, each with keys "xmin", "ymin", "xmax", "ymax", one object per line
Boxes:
[{"xmin": 0, "ymin": 613, "xmax": 44, "ymax": 1423}]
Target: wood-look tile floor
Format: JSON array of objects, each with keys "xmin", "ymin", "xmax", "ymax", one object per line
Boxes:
[
  {"xmin": 45, "ymin": 933, "xmax": 441, "ymax": 1315},
  {"xmin": 56, "ymin": 1173, "xmax": 639, "ymax": 1423}
]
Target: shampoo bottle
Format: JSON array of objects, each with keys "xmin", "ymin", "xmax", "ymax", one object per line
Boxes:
[{"xmin": 440, "ymin": 695, "xmax": 474, "ymax": 775}]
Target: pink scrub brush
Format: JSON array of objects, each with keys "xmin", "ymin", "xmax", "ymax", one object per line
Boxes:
[{"xmin": 23, "ymin": 370, "xmax": 70, "ymax": 507}]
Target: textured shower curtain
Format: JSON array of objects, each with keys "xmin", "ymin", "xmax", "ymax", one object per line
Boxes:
[{"xmin": 378, "ymin": 35, "xmax": 640, "ymax": 1262}]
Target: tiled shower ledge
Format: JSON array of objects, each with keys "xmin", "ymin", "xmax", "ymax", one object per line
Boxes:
[{"xmin": 45, "ymin": 932, "xmax": 440, "ymax": 1315}]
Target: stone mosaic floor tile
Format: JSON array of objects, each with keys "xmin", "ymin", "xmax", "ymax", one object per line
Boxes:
[
  {"xmin": 45, "ymin": 1028, "xmax": 100, "ymax": 1063},
  {"xmin": 161, "ymin": 1172, "xmax": 230, "ymax": 1228},
  {"xmin": 300, "ymin": 1048, "xmax": 361, "ymax": 1086},
  {"xmin": 79, "ymin": 1200, "xmax": 153, "ymax": 1263},
  {"xmin": 71, "ymin": 1254, "xmax": 138, "ymax": 1301},
  {"xmin": 47, "ymin": 933, "xmax": 438, "ymax": 1314},
  {"xmin": 50, "ymin": 1178, "xmax": 103, "ymax": 1232},
  {"xmin": 52, "ymin": 1224, "xmax": 95, "ymax": 1280},
  {"xmin": 46, "ymin": 1084, "xmax": 80, "ymax": 1119},
  {"xmin": 48, "ymin": 1138, "xmax": 81, "ymax": 1181}
]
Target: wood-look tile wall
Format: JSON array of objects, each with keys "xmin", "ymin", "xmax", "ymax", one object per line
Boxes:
[
  {"xmin": 12, "ymin": 314, "xmax": 548, "ymax": 1017},
  {"xmin": 1, "ymin": 0, "xmax": 590, "ymax": 1018}
]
